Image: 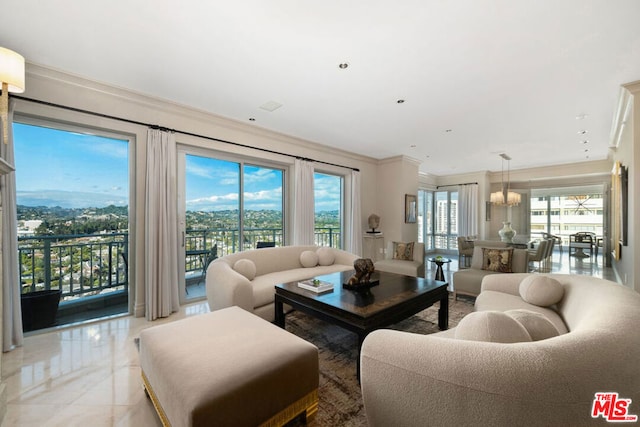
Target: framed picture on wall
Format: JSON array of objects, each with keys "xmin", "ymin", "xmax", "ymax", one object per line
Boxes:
[
  {"xmin": 405, "ymin": 194, "xmax": 417, "ymax": 223},
  {"xmin": 611, "ymin": 161, "xmax": 628, "ymax": 260}
]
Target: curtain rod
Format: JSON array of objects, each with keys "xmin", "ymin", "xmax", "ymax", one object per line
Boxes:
[
  {"xmin": 436, "ymin": 181, "xmax": 478, "ymax": 189},
  {"xmin": 13, "ymin": 95, "xmax": 360, "ymax": 172}
]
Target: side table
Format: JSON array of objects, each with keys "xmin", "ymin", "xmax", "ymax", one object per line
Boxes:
[{"xmin": 428, "ymin": 257, "xmax": 451, "ymax": 281}]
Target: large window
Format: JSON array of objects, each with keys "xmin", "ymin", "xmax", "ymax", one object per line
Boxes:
[
  {"xmin": 314, "ymin": 172, "xmax": 343, "ymax": 248},
  {"xmin": 183, "ymin": 154, "xmax": 284, "ymax": 253},
  {"xmin": 14, "ymin": 121, "xmax": 131, "ymax": 329},
  {"xmin": 418, "ymin": 189, "xmax": 458, "ymax": 251},
  {"xmin": 181, "ymin": 152, "xmax": 284, "ymax": 299},
  {"xmin": 530, "ymin": 187, "xmax": 604, "ymax": 245}
]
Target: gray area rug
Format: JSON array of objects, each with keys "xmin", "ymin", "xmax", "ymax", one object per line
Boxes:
[{"xmin": 284, "ymin": 293, "xmax": 474, "ymax": 426}]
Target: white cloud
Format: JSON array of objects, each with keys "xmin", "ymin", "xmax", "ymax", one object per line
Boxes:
[
  {"xmin": 188, "ymin": 193, "xmax": 239, "ymax": 205},
  {"xmin": 244, "ymin": 168, "xmax": 279, "ymax": 184},
  {"xmin": 244, "ymin": 187, "xmax": 282, "ymax": 201},
  {"xmin": 86, "ymin": 139, "xmax": 129, "ymax": 159},
  {"xmin": 186, "ymin": 161, "xmax": 214, "ymax": 179}
]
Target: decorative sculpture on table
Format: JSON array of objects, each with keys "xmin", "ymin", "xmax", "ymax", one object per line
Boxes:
[
  {"xmin": 344, "ymin": 258, "xmax": 379, "ymax": 290},
  {"xmin": 367, "ymin": 214, "xmax": 381, "ymax": 234}
]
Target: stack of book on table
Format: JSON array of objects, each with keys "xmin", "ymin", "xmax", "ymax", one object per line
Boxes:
[{"xmin": 298, "ymin": 279, "xmax": 334, "ymax": 293}]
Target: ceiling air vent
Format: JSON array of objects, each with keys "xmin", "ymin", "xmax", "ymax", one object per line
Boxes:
[{"xmin": 259, "ymin": 101, "xmax": 283, "ymax": 112}]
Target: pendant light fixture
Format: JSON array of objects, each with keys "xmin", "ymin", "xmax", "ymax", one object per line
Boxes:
[{"xmin": 490, "ymin": 153, "xmax": 521, "ymax": 206}]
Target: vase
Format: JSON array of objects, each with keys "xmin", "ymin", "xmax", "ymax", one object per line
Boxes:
[{"xmin": 498, "ymin": 221, "xmax": 516, "ymax": 243}]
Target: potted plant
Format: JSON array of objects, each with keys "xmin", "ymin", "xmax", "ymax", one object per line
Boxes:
[{"xmin": 21, "ymin": 285, "xmax": 62, "ymax": 332}]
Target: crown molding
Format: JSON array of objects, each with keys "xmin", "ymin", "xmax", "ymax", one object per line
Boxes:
[
  {"xmin": 609, "ymin": 84, "xmax": 634, "ymax": 150},
  {"xmin": 488, "ymin": 159, "xmax": 611, "ymax": 185},
  {"xmin": 378, "ymin": 155, "xmax": 421, "ymax": 167},
  {"xmin": 23, "ymin": 62, "xmax": 378, "ymax": 168}
]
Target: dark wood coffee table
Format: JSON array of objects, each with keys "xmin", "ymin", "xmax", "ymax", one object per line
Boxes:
[{"xmin": 274, "ymin": 270, "xmax": 448, "ymax": 377}]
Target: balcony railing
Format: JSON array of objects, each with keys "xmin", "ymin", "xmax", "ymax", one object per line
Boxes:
[
  {"xmin": 19, "ymin": 227, "xmax": 341, "ymax": 301},
  {"xmin": 184, "ymin": 227, "xmax": 341, "ymax": 273},
  {"xmin": 19, "ymin": 233, "xmax": 129, "ymax": 300}
]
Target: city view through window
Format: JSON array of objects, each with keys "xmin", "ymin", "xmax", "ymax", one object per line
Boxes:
[
  {"xmin": 183, "ymin": 157, "xmax": 342, "ymax": 258},
  {"xmin": 14, "ymin": 122, "xmax": 343, "ymax": 327},
  {"xmin": 418, "ymin": 187, "xmax": 604, "ymax": 252},
  {"xmin": 530, "ymin": 190, "xmax": 604, "ymax": 244},
  {"xmin": 14, "ymin": 122, "xmax": 130, "ymax": 329}
]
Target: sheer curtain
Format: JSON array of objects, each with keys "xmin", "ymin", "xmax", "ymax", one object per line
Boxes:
[
  {"xmin": 347, "ymin": 170, "xmax": 362, "ymax": 256},
  {"xmin": 458, "ymin": 183, "xmax": 479, "ymax": 238},
  {"xmin": 144, "ymin": 129, "xmax": 180, "ymax": 320},
  {"xmin": 2, "ymin": 99, "xmax": 23, "ymax": 351},
  {"xmin": 293, "ymin": 159, "xmax": 315, "ymax": 245}
]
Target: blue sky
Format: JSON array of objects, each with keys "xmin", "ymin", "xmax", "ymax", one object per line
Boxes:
[
  {"xmin": 185, "ymin": 155, "xmax": 341, "ymax": 212},
  {"xmin": 14, "ymin": 123, "xmax": 129, "ymax": 208},
  {"xmin": 14, "ymin": 123, "xmax": 341, "ymax": 212}
]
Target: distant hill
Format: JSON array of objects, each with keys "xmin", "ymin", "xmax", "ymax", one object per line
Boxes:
[
  {"xmin": 18, "ymin": 205, "xmax": 129, "ymax": 236},
  {"xmin": 18, "ymin": 205, "xmax": 128, "ymax": 220},
  {"xmin": 17, "ymin": 205, "xmax": 339, "ymax": 236}
]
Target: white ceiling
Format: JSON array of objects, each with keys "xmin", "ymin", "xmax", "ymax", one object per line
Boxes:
[{"xmin": 3, "ymin": 1, "xmax": 640, "ymax": 175}]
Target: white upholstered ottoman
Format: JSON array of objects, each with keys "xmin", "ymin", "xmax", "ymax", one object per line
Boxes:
[{"xmin": 139, "ymin": 306, "xmax": 319, "ymax": 427}]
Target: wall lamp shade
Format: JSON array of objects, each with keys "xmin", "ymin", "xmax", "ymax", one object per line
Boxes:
[{"xmin": 0, "ymin": 46, "xmax": 26, "ymax": 144}]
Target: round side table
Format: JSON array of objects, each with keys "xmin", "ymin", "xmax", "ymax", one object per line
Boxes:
[{"xmin": 428, "ymin": 257, "xmax": 451, "ymax": 281}]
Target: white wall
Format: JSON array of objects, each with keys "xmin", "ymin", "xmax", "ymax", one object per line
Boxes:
[
  {"xmin": 377, "ymin": 156, "xmax": 420, "ymax": 245},
  {"xmin": 610, "ymin": 81, "xmax": 639, "ymax": 290}
]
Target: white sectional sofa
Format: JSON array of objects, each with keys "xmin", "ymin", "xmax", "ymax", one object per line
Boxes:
[
  {"xmin": 361, "ymin": 273, "xmax": 640, "ymax": 427},
  {"xmin": 374, "ymin": 241, "xmax": 425, "ymax": 277},
  {"xmin": 206, "ymin": 245, "xmax": 358, "ymax": 321},
  {"xmin": 453, "ymin": 244, "xmax": 529, "ymax": 299}
]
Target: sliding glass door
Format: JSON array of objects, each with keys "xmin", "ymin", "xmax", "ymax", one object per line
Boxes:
[
  {"xmin": 14, "ymin": 120, "xmax": 131, "ymax": 329},
  {"xmin": 243, "ymin": 164, "xmax": 284, "ymax": 249},
  {"xmin": 177, "ymin": 149, "xmax": 284, "ymax": 301},
  {"xmin": 314, "ymin": 172, "xmax": 343, "ymax": 248},
  {"xmin": 530, "ymin": 186, "xmax": 604, "ymax": 246},
  {"xmin": 419, "ymin": 188, "xmax": 458, "ymax": 252}
]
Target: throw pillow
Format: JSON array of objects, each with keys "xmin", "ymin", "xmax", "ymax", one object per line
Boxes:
[
  {"xmin": 454, "ymin": 311, "xmax": 532, "ymax": 343},
  {"xmin": 300, "ymin": 250, "xmax": 319, "ymax": 268},
  {"xmin": 481, "ymin": 247, "xmax": 514, "ymax": 273},
  {"xmin": 505, "ymin": 309, "xmax": 561, "ymax": 340},
  {"xmin": 316, "ymin": 247, "xmax": 335, "ymax": 266},
  {"xmin": 519, "ymin": 275, "xmax": 564, "ymax": 307},
  {"xmin": 233, "ymin": 259, "xmax": 256, "ymax": 281},
  {"xmin": 392, "ymin": 242, "xmax": 415, "ymax": 261}
]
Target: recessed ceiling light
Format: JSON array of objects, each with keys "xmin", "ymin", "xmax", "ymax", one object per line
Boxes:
[
  {"xmin": 445, "ymin": 129, "xmax": 452, "ymax": 133},
  {"xmin": 578, "ymin": 130, "xmax": 588, "ymax": 135},
  {"xmin": 397, "ymin": 99, "xmax": 405, "ymax": 104},
  {"xmin": 580, "ymin": 140, "xmax": 589, "ymax": 144},
  {"xmin": 338, "ymin": 63, "xmax": 349, "ymax": 69},
  {"xmin": 584, "ymin": 149, "xmax": 589, "ymax": 153},
  {"xmin": 576, "ymin": 114, "xmax": 588, "ymax": 120}
]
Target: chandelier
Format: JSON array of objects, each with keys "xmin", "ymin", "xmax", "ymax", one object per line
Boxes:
[{"xmin": 490, "ymin": 153, "xmax": 521, "ymax": 206}]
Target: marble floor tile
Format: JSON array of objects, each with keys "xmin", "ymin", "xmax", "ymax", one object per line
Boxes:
[{"xmin": 2, "ymin": 302, "xmax": 209, "ymax": 427}]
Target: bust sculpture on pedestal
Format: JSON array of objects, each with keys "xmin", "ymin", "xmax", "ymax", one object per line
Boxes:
[{"xmin": 367, "ymin": 214, "xmax": 381, "ymax": 234}]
